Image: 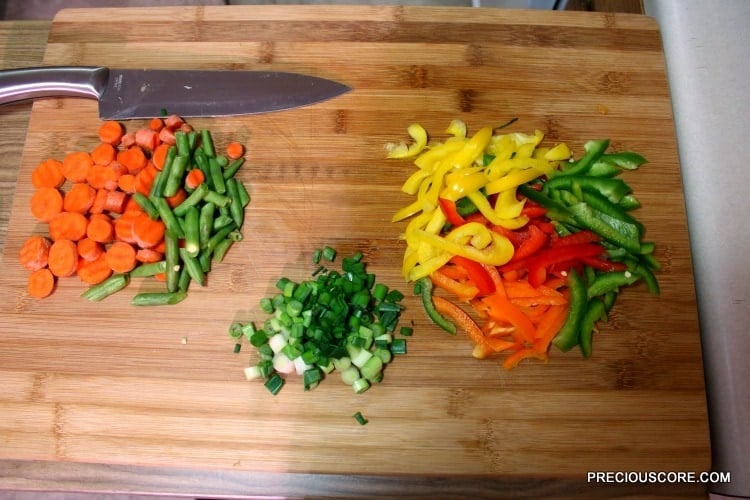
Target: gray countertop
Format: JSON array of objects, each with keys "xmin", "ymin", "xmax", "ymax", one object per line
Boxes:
[{"xmin": 645, "ymin": 1, "xmax": 750, "ymax": 497}]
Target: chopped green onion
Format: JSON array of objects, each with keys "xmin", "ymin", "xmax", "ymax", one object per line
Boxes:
[{"xmin": 353, "ymin": 411, "xmax": 368, "ymax": 425}]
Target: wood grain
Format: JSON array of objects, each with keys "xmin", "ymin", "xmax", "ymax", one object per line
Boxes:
[{"xmin": 0, "ymin": 6, "xmax": 709, "ymax": 493}]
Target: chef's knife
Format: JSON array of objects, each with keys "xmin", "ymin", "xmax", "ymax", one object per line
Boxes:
[{"xmin": 0, "ymin": 66, "xmax": 351, "ymax": 119}]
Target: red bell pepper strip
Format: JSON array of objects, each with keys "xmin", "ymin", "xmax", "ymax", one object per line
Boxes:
[
  {"xmin": 449, "ymin": 255, "xmax": 496, "ymax": 296},
  {"xmin": 438, "ymin": 197, "xmax": 466, "ymax": 226},
  {"xmin": 549, "ymin": 229, "xmax": 600, "ymax": 247},
  {"xmin": 509, "ymin": 223, "xmax": 547, "ymax": 262},
  {"xmin": 526, "ymin": 243, "xmax": 605, "ymax": 287}
]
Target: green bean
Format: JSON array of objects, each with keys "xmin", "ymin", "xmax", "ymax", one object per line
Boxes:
[
  {"xmin": 173, "ymin": 183, "xmax": 208, "ymax": 217},
  {"xmin": 153, "ymin": 197, "xmax": 184, "ymax": 239},
  {"xmin": 165, "ymin": 230, "xmax": 180, "ymax": 293},
  {"xmin": 179, "ymin": 247, "xmax": 205, "ymax": 286},
  {"xmin": 131, "ymin": 291, "xmax": 187, "ymax": 306},
  {"xmin": 222, "ymin": 157, "xmax": 245, "ymax": 179},
  {"xmin": 183, "ymin": 205, "xmax": 201, "ymax": 257},
  {"xmin": 236, "ymin": 179, "xmax": 251, "ymax": 207},
  {"xmin": 129, "ymin": 260, "xmax": 167, "ymax": 278},
  {"xmin": 163, "ymin": 154, "xmax": 189, "ymax": 197},
  {"xmin": 199, "ymin": 202, "xmax": 215, "ymax": 249},
  {"xmin": 212, "ymin": 238, "xmax": 233, "ymax": 263},
  {"xmin": 208, "ymin": 157, "xmax": 226, "ymax": 194},
  {"xmin": 226, "ymin": 178, "xmax": 244, "ymax": 228},
  {"xmin": 201, "ymin": 129, "xmax": 216, "ymax": 157},
  {"xmin": 132, "ymin": 192, "xmax": 160, "ymax": 220},
  {"xmin": 150, "ymin": 146, "xmax": 176, "ymax": 198},
  {"xmin": 204, "ymin": 190, "xmax": 231, "ymax": 208},
  {"xmin": 81, "ymin": 274, "xmax": 130, "ymax": 302},
  {"xmin": 175, "ymin": 130, "xmax": 191, "ymax": 158}
]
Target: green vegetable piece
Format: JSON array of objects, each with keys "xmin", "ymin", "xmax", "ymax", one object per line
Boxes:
[
  {"xmin": 569, "ymin": 202, "xmax": 642, "ymax": 255},
  {"xmin": 130, "ymin": 260, "xmax": 167, "ymax": 278},
  {"xmin": 132, "ymin": 192, "xmax": 160, "ymax": 219},
  {"xmin": 164, "ymin": 230, "xmax": 180, "ymax": 293},
  {"xmin": 579, "ymin": 298, "xmax": 606, "ymax": 358},
  {"xmin": 150, "ymin": 146, "xmax": 176, "ymax": 198},
  {"xmin": 223, "ymin": 157, "xmax": 245, "ymax": 180},
  {"xmin": 353, "ymin": 411, "xmax": 369, "ymax": 425},
  {"xmin": 173, "ymin": 183, "xmax": 209, "ymax": 217},
  {"xmin": 80, "ymin": 273, "xmax": 129, "ymax": 301},
  {"xmin": 417, "ymin": 277, "xmax": 457, "ymax": 335},
  {"xmin": 600, "ymin": 151, "xmax": 647, "ymax": 170},
  {"xmin": 587, "ymin": 270, "xmax": 639, "ymax": 300},
  {"xmin": 131, "ymin": 291, "xmax": 187, "ymax": 306},
  {"xmin": 552, "ymin": 269, "xmax": 587, "ymax": 352},
  {"xmin": 303, "ymin": 367, "xmax": 322, "ymax": 391},
  {"xmin": 557, "ymin": 139, "xmax": 609, "ymax": 177},
  {"xmin": 179, "ymin": 248, "xmax": 206, "ymax": 286},
  {"xmin": 163, "ymin": 154, "xmax": 189, "ymax": 198},
  {"xmin": 264, "ymin": 373, "xmax": 285, "ymax": 395},
  {"xmin": 201, "ymin": 130, "xmax": 216, "ymax": 158}
]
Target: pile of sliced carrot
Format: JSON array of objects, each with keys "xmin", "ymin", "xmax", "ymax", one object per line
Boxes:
[{"xmin": 18, "ymin": 116, "xmax": 222, "ymax": 299}]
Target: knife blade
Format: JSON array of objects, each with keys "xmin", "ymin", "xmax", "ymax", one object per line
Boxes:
[{"xmin": 0, "ymin": 66, "xmax": 351, "ymax": 119}]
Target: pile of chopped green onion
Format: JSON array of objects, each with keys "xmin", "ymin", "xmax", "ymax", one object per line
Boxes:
[{"xmin": 230, "ymin": 247, "xmax": 410, "ymax": 395}]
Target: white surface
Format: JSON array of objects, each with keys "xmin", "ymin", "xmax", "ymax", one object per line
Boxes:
[{"xmin": 644, "ymin": 1, "xmax": 750, "ymax": 497}]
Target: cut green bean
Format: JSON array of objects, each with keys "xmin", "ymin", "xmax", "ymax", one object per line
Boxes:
[
  {"xmin": 182, "ymin": 205, "xmax": 201, "ymax": 257},
  {"xmin": 201, "ymin": 129, "xmax": 216, "ymax": 158},
  {"xmin": 129, "ymin": 260, "xmax": 167, "ymax": 277},
  {"xmin": 226, "ymin": 178, "xmax": 244, "ymax": 228},
  {"xmin": 175, "ymin": 130, "xmax": 191, "ymax": 158},
  {"xmin": 165, "ymin": 230, "xmax": 180, "ymax": 293},
  {"xmin": 222, "ymin": 157, "xmax": 245, "ymax": 179},
  {"xmin": 81, "ymin": 273, "xmax": 130, "ymax": 301},
  {"xmin": 236, "ymin": 180, "xmax": 251, "ymax": 207},
  {"xmin": 153, "ymin": 197, "xmax": 184, "ymax": 239},
  {"xmin": 212, "ymin": 238, "xmax": 233, "ymax": 263},
  {"xmin": 131, "ymin": 291, "xmax": 187, "ymax": 306},
  {"xmin": 179, "ymin": 247, "xmax": 205, "ymax": 286},
  {"xmin": 150, "ymin": 146, "xmax": 176, "ymax": 198},
  {"xmin": 173, "ymin": 182, "xmax": 208, "ymax": 217},
  {"xmin": 208, "ymin": 158, "xmax": 226, "ymax": 194},
  {"xmin": 199, "ymin": 201, "xmax": 216, "ymax": 249},
  {"xmin": 163, "ymin": 154, "xmax": 189, "ymax": 197},
  {"xmin": 204, "ymin": 190, "xmax": 232, "ymax": 207},
  {"xmin": 132, "ymin": 192, "xmax": 160, "ymax": 220}
]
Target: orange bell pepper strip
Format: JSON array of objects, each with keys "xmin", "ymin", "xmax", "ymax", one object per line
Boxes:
[
  {"xmin": 430, "ymin": 269, "xmax": 479, "ymax": 301},
  {"xmin": 431, "ymin": 295, "xmax": 498, "ymax": 359},
  {"xmin": 480, "ymin": 293, "xmax": 537, "ymax": 345},
  {"xmin": 533, "ymin": 303, "xmax": 570, "ymax": 353},
  {"xmin": 502, "ymin": 348, "xmax": 549, "ymax": 370}
]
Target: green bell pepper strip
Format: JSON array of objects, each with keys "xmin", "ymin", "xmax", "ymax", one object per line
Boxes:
[
  {"xmin": 586, "ymin": 270, "xmax": 640, "ymax": 300},
  {"xmin": 587, "ymin": 161, "xmax": 621, "ymax": 177},
  {"xmin": 517, "ymin": 184, "xmax": 576, "ymax": 225},
  {"xmin": 416, "ymin": 277, "xmax": 457, "ymax": 335},
  {"xmin": 579, "ymin": 298, "xmax": 606, "ymax": 358},
  {"xmin": 600, "ymin": 151, "xmax": 647, "ymax": 170},
  {"xmin": 580, "ymin": 190, "xmax": 645, "ymax": 237},
  {"xmin": 556, "ymin": 139, "xmax": 610, "ymax": 177},
  {"xmin": 635, "ymin": 263, "xmax": 660, "ymax": 295},
  {"xmin": 569, "ymin": 203, "xmax": 642, "ymax": 255},
  {"xmin": 544, "ymin": 176, "xmax": 632, "ymax": 204},
  {"xmin": 618, "ymin": 194, "xmax": 642, "ymax": 211},
  {"xmin": 552, "ymin": 269, "xmax": 587, "ymax": 352}
]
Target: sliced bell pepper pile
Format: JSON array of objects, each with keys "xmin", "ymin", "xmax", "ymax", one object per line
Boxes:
[{"xmin": 390, "ymin": 121, "xmax": 660, "ymax": 369}]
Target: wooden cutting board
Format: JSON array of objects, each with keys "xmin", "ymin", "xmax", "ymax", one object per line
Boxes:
[{"xmin": 0, "ymin": 6, "xmax": 710, "ymax": 479}]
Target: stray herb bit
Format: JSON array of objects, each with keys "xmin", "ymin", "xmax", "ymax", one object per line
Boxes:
[{"xmin": 353, "ymin": 411, "xmax": 369, "ymax": 425}]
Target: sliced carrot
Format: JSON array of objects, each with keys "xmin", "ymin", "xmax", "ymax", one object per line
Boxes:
[
  {"xmin": 86, "ymin": 213, "xmax": 114, "ymax": 243},
  {"xmin": 131, "ymin": 212, "xmax": 165, "ymax": 249},
  {"xmin": 90, "ymin": 188, "xmax": 108, "ymax": 214},
  {"xmin": 31, "ymin": 159, "xmax": 65, "ymax": 189},
  {"xmin": 91, "ymin": 142, "xmax": 117, "ymax": 165},
  {"xmin": 135, "ymin": 128, "xmax": 160, "ymax": 152},
  {"xmin": 105, "ymin": 240, "xmax": 137, "ymax": 273},
  {"xmin": 18, "ymin": 235, "xmax": 51, "ymax": 271},
  {"xmin": 30, "ymin": 186, "xmax": 63, "ymax": 222},
  {"xmin": 165, "ymin": 188, "xmax": 187, "ymax": 208},
  {"xmin": 164, "ymin": 114, "xmax": 184, "ymax": 130},
  {"xmin": 136, "ymin": 247, "xmax": 164, "ymax": 263},
  {"xmin": 120, "ymin": 132, "xmax": 136, "ymax": 148},
  {"xmin": 226, "ymin": 141, "xmax": 244, "ymax": 160},
  {"xmin": 77, "ymin": 254, "xmax": 113, "ymax": 285},
  {"xmin": 87, "ymin": 164, "xmax": 116, "ymax": 190},
  {"xmin": 113, "ymin": 212, "xmax": 139, "ymax": 243},
  {"xmin": 184, "ymin": 168, "xmax": 205, "ymax": 190},
  {"xmin": 117, "ymin": 173, "xmax": 137, "ymax": 194},
  {"xmin": 158, "ymin": 127, "xmax": 176, "ymax": 145},
  {"xmin": 179, "ymin": 123, "xmax": 193, "ymax": 133},
  {"xmin": 47, "ymin": 239, "xmax": 78, "ymax": 277},
  {"xmin": 123, "ymin": 195, "xmax": 142, "ymax": 214},
  {"xmin": 152, "ymin": 238, "xmax": 167, "ymax": 254},
  {"xmin": 153, "ymin": 272, "xmax": 167, "ymax": 282},
  {"xmin": 103, "ymin": 190, "xmax": 129, "ymax": 214},
  {"xmin": 134, "ymin": 163, "xmax": 158, "ymax": 195},
  {"xmin": 28, "ymin": 268, "xmax": 55, "ymax": 299},
  {"xmin": 61, "ymin": 151, "xmax": 93, "ymax": 183},
  {"xmin": 48, "ymin": 211, "xmax": 88, "ymax": 241},
  {"xmin": 63, "ymin": 182, "xmax": 96, "ymax": 214},
  {"xmin": 98, "ymin": 120, "xmax": 124, "ymax": 145},
  {"xmin": 117, "ymin": 146, "xmax": 148, "ymax": 174},
  {"xmin": 149, "ymin": 117, "xmax": 164, "ymax": 132},
  {"xmin": 152, "ymin": 143, "xmax": 171, "ymax": 170},
  {"xmin": 76, "ymin": 237, "xmax": 104, "ymax": 262}
]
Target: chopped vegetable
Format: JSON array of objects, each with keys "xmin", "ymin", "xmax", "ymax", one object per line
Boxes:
[
  {"xmin": 389, "ymin": 121, "xmax": 659, "ymax": 367},
  {"xmin": 19, "ymin": 117, "xmax": 251, "ymax": 302},
  {"xmin": 234, "ymin": 248, "xmax": 408, "ymax": 395},
  {"xmin": 353, "ymin": 411, "xmax": 369, "ymax": 425}
]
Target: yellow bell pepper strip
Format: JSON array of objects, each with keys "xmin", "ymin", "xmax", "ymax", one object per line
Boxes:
[
  {"xmin": 411, "ymin": 226, "xmax": 513, "ymax": 267},
  {"xmin": 386, "ymin": 123, "xmax": 428, "ymax": 159}
]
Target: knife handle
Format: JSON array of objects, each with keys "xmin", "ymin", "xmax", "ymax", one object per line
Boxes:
[{"xmin": 0, "ymin": 66, "xmax": 109, "ymax": 105}]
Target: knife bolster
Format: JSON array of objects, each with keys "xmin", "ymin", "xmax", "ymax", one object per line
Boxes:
[{"xmin": 0, "ymin": 66, "xmax": 108, "ymax": 106}]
